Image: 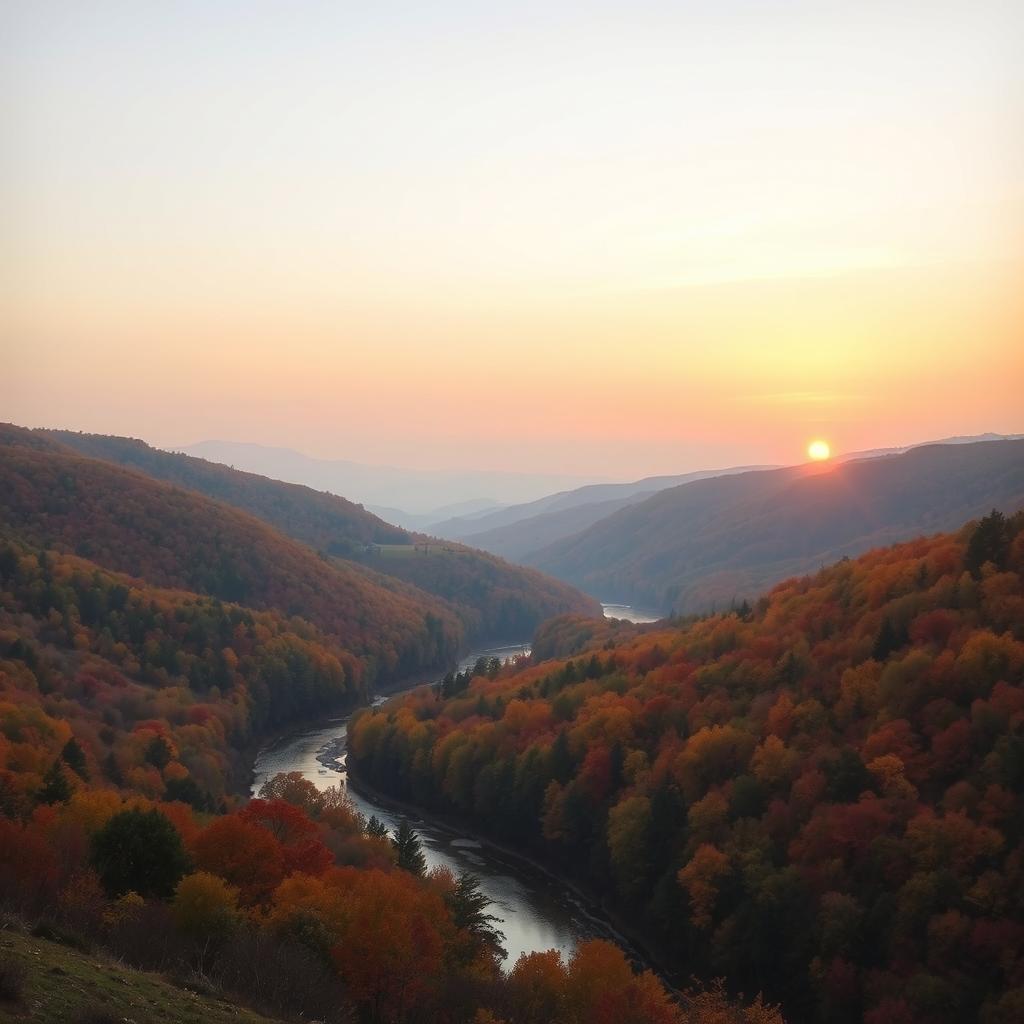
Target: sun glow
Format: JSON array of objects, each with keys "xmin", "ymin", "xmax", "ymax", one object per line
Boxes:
[{"xmin": 807, "ymin": 439, "xmax": 831, "ymax": 461}]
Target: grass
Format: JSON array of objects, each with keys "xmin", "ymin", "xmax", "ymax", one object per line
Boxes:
[{"xmin": 0, "ymin": 927, "xmax": 284, "ymax": 1024}]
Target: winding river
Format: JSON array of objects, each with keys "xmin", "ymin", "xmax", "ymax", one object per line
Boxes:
[{"xmin": 252, "ymin": 606, "xmax": 662, "ymax": 968}]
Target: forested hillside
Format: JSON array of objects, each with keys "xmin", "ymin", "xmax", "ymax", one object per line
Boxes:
[
  {"xmin": 0, "ymin": 535, "xmax": 363, "ymax": 810},
  {"xmin": 0, "ymin": 425, "xmax": 461, "ymax": 683},
  {"xmin": 46, "ymin": 429, "xmax": 600, "ymax": 642},
  {"xmin": 50, "ymin": 429, "xmax": 410, "ymax": 549},
  {"xmin": 350, "ymin": 510, "xmax": 1024, "ymax": 1023},
  {"xmin": 527, "ymin": 440, "xmax": 1024, "ymax": 614},
  {"xmin": 359, "ymin": 538, "xmax": 602, "ymax": 641},
  {"xmin": 0, "ymin": 536, "xmax": 757, "ymax": 1023}
]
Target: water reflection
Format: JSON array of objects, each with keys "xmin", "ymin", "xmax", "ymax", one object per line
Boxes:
[{"xmin": 601, "ymin": 602, "xmax": 663, "ymax": 623}]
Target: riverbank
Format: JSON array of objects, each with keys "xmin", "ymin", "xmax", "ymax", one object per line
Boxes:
[
  {"xmin": 245, "ymin": 649, "xmax": 488, "ymax": 796},
  {"xmin": 344, "ymin": 760, "xmax": 681, "ymax": 992},
  {"xmin": 248, "ymin": 633, "xmax": 683, "ymax": 976}
]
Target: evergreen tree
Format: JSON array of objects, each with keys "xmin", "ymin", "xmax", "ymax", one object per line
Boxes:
[
  {"xmin": 91, "ymin": 808, "xmax": 189, "ymax": 898},
  {"xmin": 144, "ymin": 735, "xmax": 172, "ymax": 770},
  {"xmin": 966, "ymin": 508, "xmax": 1010, "ymax": 577},
  {"xmin": 446, "ymin": 872, "xmax": 506, "ymax": 960},
  {"xmin": 104, "ymin": 751, "xmax": 123, "ymax": 785},
  {"xmin": 825, "ymin": 748, "xmax": 873, "ymax": 803},
  {"xmin": 164, "ymin": 774, "xmax": 207, "ymax": 809},
  {"xmin": 549, "ymin": 730, "xmax": 573, "ymax": 783},
  {"xmin": 872, "ymin": 616, "xmax": 906, "ymax": 661},
  {"xmin": 60, "ymin": 737, "xmax": 89, "ymax": 780},
  {"xmin": 391, "ymin": 817, "xmax": 427, "ymax": 875},
  {"xmin": 37, "ymin": 760, "xmax": 73, "ymax": 805},
  {"xmin": 365, "ymin": 815, "xmax": 389, "ymax": 839}
]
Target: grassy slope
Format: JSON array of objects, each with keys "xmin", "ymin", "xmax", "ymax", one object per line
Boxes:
[{"xmin": 0, "ymin": 929, "xmax": 283, "ymax": 1024}]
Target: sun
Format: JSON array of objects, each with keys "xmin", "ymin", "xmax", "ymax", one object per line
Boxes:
[{"xmin": 807, "ymin": 439, "xmax": 831, "ymax": 461}]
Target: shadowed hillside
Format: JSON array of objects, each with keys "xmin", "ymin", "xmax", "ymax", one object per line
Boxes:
[
  {"xmin": 431, "ymin": 465, "xmax": 775, "ymax": 557},
  {"xmin": 526, "ymin": 440, "xmax": 1024, "ymax": 613}
]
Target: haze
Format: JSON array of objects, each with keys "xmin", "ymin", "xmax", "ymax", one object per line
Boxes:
[{"xmin": 3, "ymin": 1, "xmax": 1022, "ymax": 477}]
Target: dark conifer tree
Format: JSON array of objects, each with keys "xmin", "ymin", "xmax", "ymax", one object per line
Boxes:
[{"xmin": 391, "ymin": 817, "xmax": 427, "ymax": 875}]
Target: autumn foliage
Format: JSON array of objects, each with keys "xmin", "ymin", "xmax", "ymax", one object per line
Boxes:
[
  {"xmin": 350, "ymin": 511, "xmax": 1024, "ymax": 1023},
  {"xmin": 0, "ymin": 424, "xmax": 699, "ymax": 1022},
  {"xmin": 42, "ymin": 427, "xmax": 602, "ymax": 643},
  {"xmin": 0, "ymin": 425, "xmax": 462, "ymax": 684}
]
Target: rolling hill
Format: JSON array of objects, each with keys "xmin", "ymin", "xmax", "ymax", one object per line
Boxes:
[
  {"xmin": 0, "ymin": 424, "xmax": 461, "ymax": 682},
  {"xmin": 526, "ymin": 439, "xmax": 1024, "ymax": 613},
  {"xmin": 430, "ymin": 465, "xmax": 776, "ymax": 559},
  {"xmin": 41, "ymin": 429, "xmax": 601, "ymax": 641}
]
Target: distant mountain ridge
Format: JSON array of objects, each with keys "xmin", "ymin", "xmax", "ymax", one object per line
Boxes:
[
  {"xmin": 526, "ymin": 439, "xmax": 1024, "ymax": 613},
  {"xmin": 432, "ymin": 432, "xmax": 1024, "ymax": 559},
  {"xmin": 178, "ymin": 439, "xmax": 604, "ymax": 513},
  {"xmin": 433, "ymin": 464, "xmax": 778, "ymax": 559},
  {"xmin": 366, "ymin": 498, "xmax": 505, "ymax": 532}
]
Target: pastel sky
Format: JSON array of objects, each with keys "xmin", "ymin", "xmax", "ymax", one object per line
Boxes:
[{"xmin": 3, "ymin": 1, "xmax": 1022, "ymax": 478}]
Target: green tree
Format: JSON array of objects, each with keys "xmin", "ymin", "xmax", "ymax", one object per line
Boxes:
[
  {"xmin": 391, "ymin": 817, "xmax": 427, "ymax": 875},
  {"xmin": 164, "ymin": 775, "xmax": 208, "ymax": 810},
  {"xmin": 446, "ymin": 871, "xmax": 506, "ymax": 960},
  {"xmin": 92, "ymin": 808, "xmax": 189, "ymax": 898},
  {"xmin": 872, "ymin": 617, "xmax": 906, "ymax": 661},
  {"xmin": 60, "ymin": 737, "xmax": 89, "ymax": 780},
  {"xmin": 966, "ymin": 509, "xmax": 1010, "ymax": 576},
  {"xmin": 144, "ymin": 735, "xmax": 172, "ymax": 771},
  {"xmin": 103, "ymin": 751, "xmax": 123, "ymax": 785},
  {"xmin": 37, "ymin": 760, "xmax": 73, "ymax": 805},
  {"xmin": 365, "ymin": 815, "xmax": 389, "ymax": 839},
  {"xmin": 824, "ymin": 748, "xmax": 872, "ymax": 803}
]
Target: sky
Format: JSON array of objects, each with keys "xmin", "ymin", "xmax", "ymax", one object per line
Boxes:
[{"xmin": 3, "ymin": 1, "xmax": 1022, "ymax": 479}]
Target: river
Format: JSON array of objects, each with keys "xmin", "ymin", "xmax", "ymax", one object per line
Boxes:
[
  {"xmin": 601, "ymin": 603, "xmax": 663, "ymax": 624},
  {"xmin": 252, "ymin": 608, "xmax": 662, "ymax": 968}
]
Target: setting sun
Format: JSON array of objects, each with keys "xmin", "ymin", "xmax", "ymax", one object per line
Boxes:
[{"xmin": 808, "ymin": 439, "xmax": 831, "ymax": 461}]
